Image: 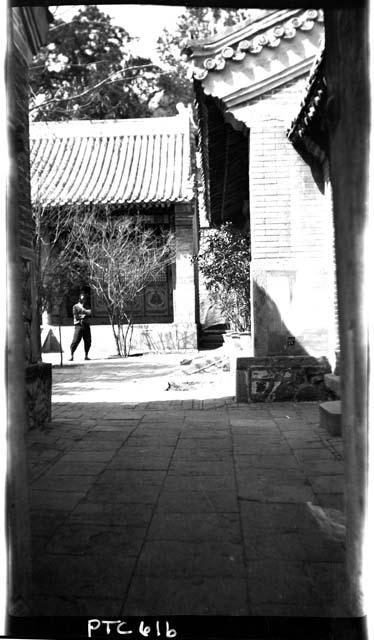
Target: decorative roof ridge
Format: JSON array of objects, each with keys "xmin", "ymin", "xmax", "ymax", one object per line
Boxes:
[
  {"xmin": 30, "ymin": 113, "xmax": 190, "ymax": 139},
  {"xmin": 183, "ymin": 9, "xmax": 306, "ymax": 56},
  {"xmin": 183, "ymin": 9, "xmax": 292, "ymax": 55},
  {"xmin": 186, "ymin": 8, "xmax": 324, "ymax": 81}
]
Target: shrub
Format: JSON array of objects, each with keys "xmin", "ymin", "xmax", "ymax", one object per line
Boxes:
[{"xmin": 197, "ymin": 223, "xmax": 251, "ymax": 332}]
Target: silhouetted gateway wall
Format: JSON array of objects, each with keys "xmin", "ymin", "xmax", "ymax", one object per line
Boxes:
[
  {"xmin": 7, "ymin": 5, "xmax": 52, "ymax": 617},
  {"xmin": 8, "ymin": 7, "xmax": 52, "ymax": 430},
  {"xmin": 30, "ymin": 116, "xmax": 198, "ymax": 354},
  {"xmin": 185, "ymin": 9, "xmax": 337, "ymax": 367}
]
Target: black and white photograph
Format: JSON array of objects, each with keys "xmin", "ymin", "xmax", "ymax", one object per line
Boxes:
[{"xmin": 4, "ymin": 0, "xmax": 371, "ymax": 638}]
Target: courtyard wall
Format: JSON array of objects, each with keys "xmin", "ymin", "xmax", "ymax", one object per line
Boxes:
[{"xmin": 233, "ymin": 77, "xmax": 337, "ymax": 363}]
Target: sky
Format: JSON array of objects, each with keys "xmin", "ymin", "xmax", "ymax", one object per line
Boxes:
[{"xmin": 51, "ymin": 4, "xmax": 185, "ymax": 58}]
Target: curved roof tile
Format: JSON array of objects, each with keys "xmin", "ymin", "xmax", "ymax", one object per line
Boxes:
[
  {"xmin": 30, "ymin": 115, "xmax": 194, "ymax": 207},
  {"xmin": 185, "ymin": 9, "xmax": 324, "ymax": 80}
]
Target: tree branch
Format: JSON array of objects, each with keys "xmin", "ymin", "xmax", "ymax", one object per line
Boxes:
[
  {"xmin": 29, "ymin": 62, "xmax": 157, "ymax": 113},
  {"xmin": 48, "ymin": 18, "xmax": 131, "ymax": 34}
]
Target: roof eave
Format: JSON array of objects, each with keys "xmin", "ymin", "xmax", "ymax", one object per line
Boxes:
[
  {"xmin": 288, "ymin": 48, "xmax": 326, "ymax": 147},
  {"xmin": 183, "ymin": 9, "xmax": 299, "ymax": 58}
]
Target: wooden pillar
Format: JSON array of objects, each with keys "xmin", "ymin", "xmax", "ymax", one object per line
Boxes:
[
  {"xmin": 173, "ymin": 203, "xmax": 197, "ymax": 350},
  {"xmin": 324, "ymin": 8, "xmax": 369, "ymax": 616}
]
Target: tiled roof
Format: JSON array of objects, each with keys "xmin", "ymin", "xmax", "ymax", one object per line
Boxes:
[
  {"xmin": 30, "ymin": 115, "xmax": 193, "ymax": 207},
  {"xmin": 287, "ymin": 46, "xmax": 328, "ymax": 164},
  {"xmin": 288, "ymin": 45, "xmax": 325, "ymax": 140},
  {"xmin": 184, "ymin": 8, "xmax": 324, "ymax": 80}
]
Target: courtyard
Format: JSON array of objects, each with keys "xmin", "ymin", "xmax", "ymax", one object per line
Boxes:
[
  {"xmin": 27, "ymin": 356, "xmax": 347, "ymax": 618},
  {"xmin": 5, "ymin": 4, "xmax": 369, "ymax": 636}
]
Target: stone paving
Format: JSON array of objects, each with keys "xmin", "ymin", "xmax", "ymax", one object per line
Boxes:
[{"xmin": 27, "ymin": 358, "xmax": 348, "ymax": 617}]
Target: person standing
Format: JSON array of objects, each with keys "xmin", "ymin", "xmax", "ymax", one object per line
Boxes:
[{"xmin": 69, "ymin": 292, "xmax": 92, "ymax": 361}]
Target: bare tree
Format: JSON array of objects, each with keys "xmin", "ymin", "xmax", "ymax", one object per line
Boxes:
[
  {"xmin": 72, "ymin": 211, "xmax": 175, "ymax": 357},
  {"xmin": 33, "ymin": 201, "xmax": 87, "ymax": 366}
]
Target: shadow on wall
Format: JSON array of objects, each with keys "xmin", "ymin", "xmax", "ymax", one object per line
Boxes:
[
  {"xmin": 235, "ymin": 281, "xmax": 332, "ymax": 403},
  {"xmin": 253, "ymin": 281, "xmax": 309, "ymax": 357}
]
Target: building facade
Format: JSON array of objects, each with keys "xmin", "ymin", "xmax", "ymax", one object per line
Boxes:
[
  {"xmin": 288, "ymin": 47, "xmax": 340, "ymax": 373},
  {"xmin": 185, "ymin": 9, "xmax": 337, "ymax": 368},
  {"xmin": 30, "ymin": 114, "xmax": 199, "ymax": 356}
]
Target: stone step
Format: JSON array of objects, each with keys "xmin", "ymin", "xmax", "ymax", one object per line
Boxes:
[
  {"xmin": 198, "ymin": 329, "xmax": 226, "ymax": 350},
  {"xmin": 319, "ymin": 400, "xmax": 342, "ymax": 437}
]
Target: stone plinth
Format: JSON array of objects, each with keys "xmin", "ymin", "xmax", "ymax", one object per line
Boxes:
[
  {"xmin": 236, "ymin": 355, "xmax": 331, "ymax": 403},
  {"xmin": 320, "ymin": 400, "xmax": 342, "ymax": 437}
]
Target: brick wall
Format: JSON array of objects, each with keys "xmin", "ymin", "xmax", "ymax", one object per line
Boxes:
[{"xmin": 233, "ymin": 77, "xmax": 336, "ymax": 360}]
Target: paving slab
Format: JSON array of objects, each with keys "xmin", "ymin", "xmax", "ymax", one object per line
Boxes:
[
  {"xmin": 147, "ymin": 512, "xmax": 241, "ymax": 543},
  {"xmin": 123, "ymin": 576, "xmax": 249, "ymax": 615},
  {"xmin": 234, "ymin": 454, "xmax": 300, "ymax": 470},
  {"xmin": 308, "ymin": 474, "xmax": 345, "ymax": 494},
  {"xmin": 175, "ymin": 438, "xmax": 232, "ymax": 450},
  {"xmin": 162, "ymin": 475, "xmax": 237, "ymax": 492},
  {"xmin": 44, "ymin": 459, "xmax": 109, "ymax": 475},
  {"xmin": 70, "ymin": 440, "xmax": 124, "ymax": 452},
  {"xmin": 156, "ymin": 489, "xmax": 239, "ymax": 513},
  {"xmin": 32, "ymin": 536, "xmax": 50, "ymax": 557},
  {"xmin": 284, "ymin": 436, "xmax": 326, "ymax": 448},
  {"xmin": 31, "ymin": 595, "xmax": 123, "ymax": 616},
  {"xmin": 231, "ymin": 427, "xmax": 281, "ymax": 437},
  {"xmin": 44, "ymin": 523, "xmax": 146, "ymax": 556},
  {"xmin": 233, "ymin": 442, "xmax": 293, "ymax": 455},
  {"xmin": 304, "ymin": 561, "xmax": 349, "ymax": 608},
  {"xmin": 243, "ymin": 529, "xmax": 344, "ymax": 563},
  {"xmin": 69, "ymin": 502, "xmax": 154, "ymax": 527},
  {"xmin": 135, "ymin": 540, "xmax": 246, "ymax": 577},
  {"xmin": 294, "ymin": 448, "xmax": 338, "ymax": 461},
  {"xmin": 301, "ymin": 459, "xmax": 344, "ymax": 475},
  {"xmin": 169, "ymin": 460, "xmax": 235, "ymax": 476},
  {"xmin": 60, "ymin": 450, "xmax": 117, "ymax": 462},
  {"xmin": 237, "ymin": 473, "xmax": 315, "ymax": 503},
  {"xmin": 107, "ymin": 456, "xmax": 173, "ymax": 471},
  {"xmin": 247, "ymin": 560, "xmax": 315, "ymax": 605},
  {"xmin": 31, "ymin": 509, "xmax": 68, "ymax": 537},
  {"xmin": 229, "ymin": 418, "xmax": 276, "ymax": 427},
  {"xmin": 97, "ymin": 469, "xmax": 166, "ymax": 485},
  {"xmin": 249, "ymin": 602, "xmax": 333, "ymax": 616},
  {"xmin": 32, "ymin": 474, "xmax": 97, "ymax": 493},
  {"xmin": 33, "ymin": 553, "xmax": 136, "ymax": 599},
  {"xmin": 110, "ymin": 445, "xmax": 175, "ymax": 458},
  {"xmin": 233, "ymin": 436, "xmax": 287, "ymax": 449},
  {"xmin": 84, "ymin": 484, "xmax": 162, "ymax": 504},
  {"xmin": 240, "ymin": 502, "xmax": 317, "ymax": 531},
  {"xmin": 125, "ymin": 436, "xmax": 179, "ymax": 447},
  {"xmin": 31, "ymin": 490, "xmax": 86, "ymax": 511},
  {"xmin": 316, "ymin": 493, "xmax": 345, "ymax": 510},
  {"xmin": 81, "ymin": 430, "xmax": 133, "ymax": 441},
  {"xmin": 172, "ymin": 448, "xmax": 229, "ymax": 461},
  {"xmin": 28, "ymin": 359, "xmax": 349, "ymax": 617}
]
